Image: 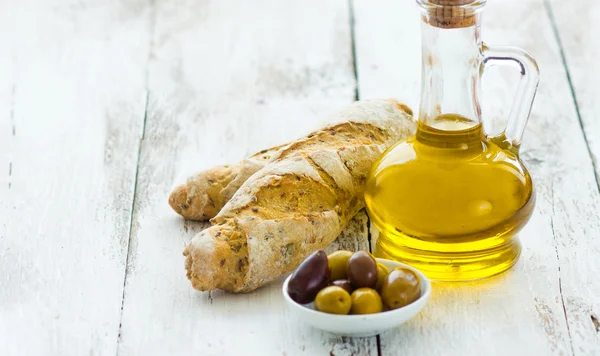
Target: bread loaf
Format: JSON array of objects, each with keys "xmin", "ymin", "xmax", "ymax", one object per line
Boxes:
[{"xmin": 182, "ymin": 99, "xmax": 415, "ymax": 292}]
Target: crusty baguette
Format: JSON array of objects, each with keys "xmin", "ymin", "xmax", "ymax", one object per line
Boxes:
[{"xmin": 183, "ymin": 99, "xmax": 415, "ymax": 292}]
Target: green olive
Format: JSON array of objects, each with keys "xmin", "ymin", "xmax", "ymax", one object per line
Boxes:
[
  {"xmin": 350, "ymin": 288, "xmax": 383, "ymax": 315},
  {"xmin": 314, "ymin": 286, "xmax": 352, "ymax": 315},
  {"xmin": 375, "ymin": 263, "xmax": 390, "ymax": 292},
  {"xmin": 380, "ymin": 267, "xmax": 421, "ymax": 310},
  {"xmin": 327, "ymin": 250, "xmax": 353, "ymax": 281}
]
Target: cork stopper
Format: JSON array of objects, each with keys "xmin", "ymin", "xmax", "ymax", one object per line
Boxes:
[{"xmin": 425, "ymin": 0, "xmax": 480, "ymax": 29}]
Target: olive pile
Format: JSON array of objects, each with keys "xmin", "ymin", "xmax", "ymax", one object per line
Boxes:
[{"xmin": 287, "ymin": 250, "xmax": 421, "ymax": 315}]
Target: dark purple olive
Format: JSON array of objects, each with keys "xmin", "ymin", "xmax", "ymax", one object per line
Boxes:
[
  {"xmin": 287, "ymin": 250, "xmax": 330, "ymax": 304},
  {"xmin": 330, "ymin": 279, "xmax": 353, "ymax": 294},
  {"xmin": 347, "ymin": 251, "xmax": 378, "ymax": 289}
]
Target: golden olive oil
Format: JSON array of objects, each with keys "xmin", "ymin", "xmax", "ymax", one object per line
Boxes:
[{"xmin": 365, "ymin": 115, "xmax": 535, "ymax": 281}]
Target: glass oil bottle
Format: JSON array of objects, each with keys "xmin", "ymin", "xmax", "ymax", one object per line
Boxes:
[{"xmin": 365, "ymin": 0, "xmax": 540, "ymax": 281}]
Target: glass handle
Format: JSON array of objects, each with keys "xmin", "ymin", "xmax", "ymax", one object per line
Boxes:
[{"xmin": 482, "ymin": 43, "xmax": 540, "ymax": 152}]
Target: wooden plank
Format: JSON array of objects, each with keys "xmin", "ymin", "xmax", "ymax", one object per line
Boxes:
[
  {"xmin": 545, "ymin": 0, "xmax": 600, "ymax": 187},
  {"xmin": 0, "ymin": 1, "xmax": 150, "ymax": 355},
  {"xmin": 542, "ymin": 1, "xmax": 600, "ymax": 354},
  {"xmin": 354, "ymin": 0, "xmax": 600, "ymax": 354},
  {"xmin": 117, "ymin": 0, "xmax": 377, "ymax": 355}
]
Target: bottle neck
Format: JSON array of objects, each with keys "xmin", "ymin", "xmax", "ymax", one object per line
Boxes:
[{"xmin": 418, "ymin": 12, "xmax": 484, "ymax": 131}]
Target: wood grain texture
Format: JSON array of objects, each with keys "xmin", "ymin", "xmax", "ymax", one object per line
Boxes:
[
  {"xmin": 117, "ymin": 0, "xmax": 376, "ymax": 355},
  {"xmin": 355, "ymin": 0, "xmax": 600, "ymax": 354},
  {"xmin": 0, "ymin": 1, "xmax": 150, "ymax": 355}
]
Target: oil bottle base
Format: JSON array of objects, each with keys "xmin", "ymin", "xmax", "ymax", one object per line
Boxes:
[{"xmin": 374, "ymin": 234, "xmax": 522, "ymax": 282}]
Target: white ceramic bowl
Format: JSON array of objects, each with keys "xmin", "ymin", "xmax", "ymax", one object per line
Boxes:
[{"xmin": 282, "ymin": 258, "xmax": 431, "ymax": 337}]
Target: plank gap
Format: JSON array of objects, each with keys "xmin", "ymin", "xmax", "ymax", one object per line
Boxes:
[
  {"xmin": 550, "ymin": 181, "xmax": 575, "ymax": 356},
  {"xmin": 116, "ymin": 89, "xmax": 150, "ymax": 349},
  {"xmin": 543, "ymin": 0, "xmax": 600, "ymax": 193},
  {"xmin": 116, "ymin": 0, "xmax": 156, "ymax": 350},
  {"xmin": 348, "ymin": 0, "xmax": 359, "ymax": 101},
  {"xmin": 366, "ymin": 212, "xmax": 372, "ymax": 254}
]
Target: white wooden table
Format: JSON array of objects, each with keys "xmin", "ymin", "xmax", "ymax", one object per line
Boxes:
[{"xmin": 1, "ymin": 0, "xmax": 599, "ymax": 355}]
